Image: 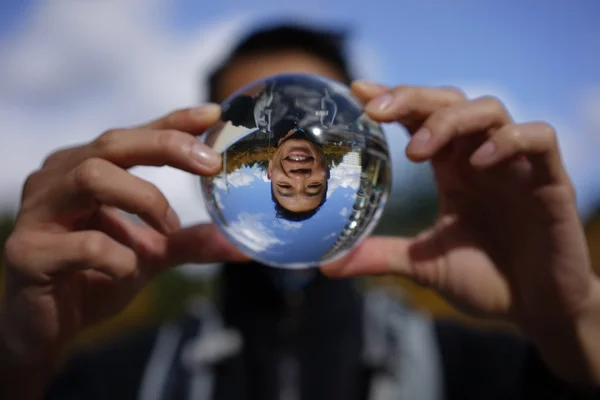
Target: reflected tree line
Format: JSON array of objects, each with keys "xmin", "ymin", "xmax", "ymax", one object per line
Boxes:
[{"xmin": 224, "ymin": 138, "xmax": 351, "ymax": 174}]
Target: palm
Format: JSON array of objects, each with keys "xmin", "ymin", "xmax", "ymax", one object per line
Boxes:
[
  {"xmin": 5, "ymin": 210, "xmax": 154, "ymax": 350},
  {"xmin": 420, "ymin": 142, "xmax": 590, "ymax": 322}
]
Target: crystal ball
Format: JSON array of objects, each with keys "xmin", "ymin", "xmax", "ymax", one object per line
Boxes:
[{"xmin": 200, "ymin": 73, "xmax": 391, "ymax": 269}]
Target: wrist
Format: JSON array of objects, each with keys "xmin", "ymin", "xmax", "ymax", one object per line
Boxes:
[
  {"xmin": 528, "ymin": 278, "xmax": 600, "ymax": 387},
  {"xmin": 0, "ymin": 307, "xmax": 57, "ymax": 400}
]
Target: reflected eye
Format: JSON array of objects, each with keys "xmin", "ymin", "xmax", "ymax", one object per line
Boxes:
[{"xmin": 277, "ymin": 183, "xmax": 292, "ymax": 189}]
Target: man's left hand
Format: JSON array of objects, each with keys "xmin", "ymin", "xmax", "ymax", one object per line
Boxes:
[{"xmin": 321, "ymin": 81, "xmax": 600, "ymax": 386}]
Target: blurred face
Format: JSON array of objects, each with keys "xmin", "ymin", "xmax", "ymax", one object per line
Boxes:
[
  {"xmin": 267, "ymin": 129, "xmax": 329, "ymax": 213},
  {"xmin": 212, "ymin": 49, "xmax": 347, "ymax": 103}
]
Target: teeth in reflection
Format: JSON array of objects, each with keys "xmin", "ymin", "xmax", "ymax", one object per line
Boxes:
[{"xmin": 288, "ymin": 156, "xmax": 308, "ymax": 161}]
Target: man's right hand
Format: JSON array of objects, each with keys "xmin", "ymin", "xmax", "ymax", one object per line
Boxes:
[{"xmin": 0, "ymin": 104, "xmax": 246, "ymax": 377}]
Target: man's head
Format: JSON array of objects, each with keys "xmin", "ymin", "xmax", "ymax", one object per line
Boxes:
[
  {"xmin": 207, "ymin": 23, "xmax": 353, "ymax": 104},
  {"xmin": 267, "ymin": 128, "xmax": 330, "ymax": 219}
]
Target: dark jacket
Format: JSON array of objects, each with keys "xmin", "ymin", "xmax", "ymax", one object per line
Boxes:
[{"xmin": 45, "ymin": 263, "xmax": 600, "ymax": 400}]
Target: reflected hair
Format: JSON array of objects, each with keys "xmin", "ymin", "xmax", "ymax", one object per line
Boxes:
[
  {"xmin": 271, "ymin": 182, "xmax": 328, "ymax": 222},
  {"xmin": 206, "ymin": 22, "xmax": 353, "ymax": 103}
]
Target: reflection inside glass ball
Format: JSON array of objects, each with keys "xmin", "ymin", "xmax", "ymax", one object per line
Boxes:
[{"xmin": 200, "ymin": 73, "xmax": 391, "ymax": 269}]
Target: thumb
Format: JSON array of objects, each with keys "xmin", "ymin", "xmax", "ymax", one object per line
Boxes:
[{"xmin": 320, "ymin": 235, "xmax": 416, "ymax": 278}]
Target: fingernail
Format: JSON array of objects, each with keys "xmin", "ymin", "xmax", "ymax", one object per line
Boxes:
[
  {"xmin": 471, "ymin": 141, "xmax": 496, "ymax": 164},
  {"xmin": 191, "ymin": 142, "xmax": 221, "ymax": 169},
  {"xmin": 190, "ymin": 103, "xmax": 221, "ymax": 118},
  {"xmin": 165, "ymin": 207, "xmax": 181, "ymax": 232},
  {"xmin": 353, "ymin": 80, "xmax": 388, "ymax": 91},
  {"xmin": 410, "ymin": 128, "xmax": 432, "ymax": 151},
  {"xmin": 366, "ymin": 93, "xmax": 394, "ymax": 113}
]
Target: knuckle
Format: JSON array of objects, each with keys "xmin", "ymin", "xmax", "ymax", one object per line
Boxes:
[
  {"xmin": 163, "ymin": 110, "xmax": 180, "ymax": 127},
  {"xmin": 94, "ymin": 129, "xmax": 123, "ymax": 152},
  {"xmin": 439, "ymin": 86, "xmax": 467, "ymax": 102},
  {"xmin": 478, "ymin": 95, "xmax": 507, "ymax": 114},
  {"xmin": 72, "ymin": 158, "xmax": 105, "ymax": 189},
  {"xmin": 391, "ymin": 85, "xmax": 418, "ymax": 103},
  {"xmin": 504, "ymin": 125, "xmax": 524, "ymax": 146},
  {"xmin": 140, "ymin": 183, "xmax": 167, "ymax": 213},
  {"xmin": 42, "ymin": 149, "xmax": 65, "ymax": 168},
  {"xmin": 3, "ymin": 233, "xmax": 31, "ymax": 267},
  {"xmin": 80, "ymin": 232, "xmax": 109, "ymax": 260},
  {"xmin": 22, "ymin": 170, "xmax": 43, "ymax": 197},
  {"xmin": 535, "ymin": 121, "xmax": 558, "ymax": 144},
  {"xmin": 429, "ymin": 107, "xmax": 456, "ymax": 129},
  {"xmin": 154, "ymin": 129, "xmax": 181, "ymax": 152}
]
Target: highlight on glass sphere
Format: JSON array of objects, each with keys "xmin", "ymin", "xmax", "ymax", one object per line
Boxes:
[{"xmin": 200, "ymin": 73, "xmax": 391, "ymax": 269}]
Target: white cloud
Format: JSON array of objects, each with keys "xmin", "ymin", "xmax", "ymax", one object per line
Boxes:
[
  {"xmin": 279, "ymin": 220, "xmax": 303, "ymax": 230},
  {"xmin": 225, "ymin": 212, "xmax": 285, "ymax": 253},
  {"xmin": 0, "ymin": 0, "xmax": 248, "ymax": 227},
  {"xmin": 339, "ymin": 207, "xmax": 348, "ymax": 217}
]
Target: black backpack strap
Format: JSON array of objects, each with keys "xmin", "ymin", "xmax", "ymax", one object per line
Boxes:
[
  {"xmin": 362, "ymin": 289, "xmax": 444, "ymax": 400},
  {"xmin": 181, "ymin": 299, "xmax": 242, "ymax": 400},
  {"xmin": 137, "ymin": 298, "xmax": 242, "ymax": 400}
]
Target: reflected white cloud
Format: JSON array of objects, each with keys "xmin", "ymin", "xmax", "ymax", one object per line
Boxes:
[
  {"xmin": 327, "ymin": 163, "xmax": 361, "ymax": 197},
  {"xmin": 214, "ymin": 169, "xmax": 259, "ymax": 190},
  {"xmin": 254, "ymin": 168, "xmax": 269, "ymax": 182},
  {"xmin": 340, "ymin": 207, "xmax": 349, "ymax": 217},
  {"xmin": 225, "ymin": 212, "xmax": 285, "ymax": 253},
  {"xmin": 213, "ymin": 190, "xmax": 224, "ymax": 211},
  {"xmin": 280, "ymin": 220, "xmax": 303, "ymax": 230},
  {"xmin": 322, "ymin": 232, "xmax": 337, "ymax": 241}
]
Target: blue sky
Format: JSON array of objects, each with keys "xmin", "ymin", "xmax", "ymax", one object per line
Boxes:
[
  {"xmin": 0, "ymin": 0, "xmax": 598, "ymax": 226},
  {"xmin": 210, "ymin": 163, "xmax": 357, "ymax": 266}
]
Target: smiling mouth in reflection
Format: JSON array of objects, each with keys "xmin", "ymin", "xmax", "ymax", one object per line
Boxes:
[
  {"xmin": 284, "ymin": 146, "xmax": 315, "ymax": 163},
  {"xmin": 285, "ymin": 155, "xmax": 314, "ymax": 162}
]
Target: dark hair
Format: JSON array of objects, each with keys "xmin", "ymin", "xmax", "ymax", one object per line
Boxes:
[
  {"xmin": 207, "ymin": 22, "xmax": 354, "ymax": 103},
  {"xmin": 271, "ymin": 181, "xmax": 328, "ymax": 222}
]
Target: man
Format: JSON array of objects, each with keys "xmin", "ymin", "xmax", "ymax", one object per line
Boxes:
[{"xmin": 1, "ymin": 23, "xmax": 600, "ymax": 400}]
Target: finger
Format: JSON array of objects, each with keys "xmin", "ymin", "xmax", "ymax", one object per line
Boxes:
[
  {"xmin": 41, "ymin": 105, "xmax": 222, "ymax": 173},
  {"xmin": 361, "ymin": 85, "xmax": 467, "ymax": 131},
  {"xmin": 141, "ymin": 103, "xmax": 222, "ymax": 133},
  {"xmin": 4, "ymin": 230, "xmax": 138, "ymax": 280},
  {"xmin": 36, "ymin": 158, "xmax": 180, "ymax": 234},
  {"xmin": 90, "ymin": 128, "xmax": 221, "ymax": 173},
  {"xmin": 350, "ymin": 80, "xmax": 389, "ymax": 102},
  {"xmin": 469, "ymin": 122, "xmax": 570, "ymax": 184},
  {"xmin": 407, "ymin": 96, "xmax": 513, "ymax": 161},
  {"xmin": 166, "ymin": 224, "xmax": 251, "ymax": 266},
  {"xmin": 93, "ymin": 208, "xmax": 249, "ymax": 274},
  {"xmin": 320, "ymin": 236, "xmax": 413, "ymax": 277}
]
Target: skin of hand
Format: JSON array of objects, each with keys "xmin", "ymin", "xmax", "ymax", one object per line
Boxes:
[
  {"xmin": 0, "ymin": 104, "xmax": 248, "ymax": 398},
  {"xmin": 321, "ymin": 81, "xmax": 600, "ymax": 387}
]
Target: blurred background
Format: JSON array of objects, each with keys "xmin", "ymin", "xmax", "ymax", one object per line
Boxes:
[{"xmin": 0, "ymin": 0, "xmax": 599, "ymax": 354}]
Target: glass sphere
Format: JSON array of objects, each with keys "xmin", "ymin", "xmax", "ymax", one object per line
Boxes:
[{"xmin": 200, "ymin": 73, "xmax": 391, "ymax": 269}]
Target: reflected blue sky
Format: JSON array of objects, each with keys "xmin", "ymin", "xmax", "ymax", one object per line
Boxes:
[{"xmin": 213, "ymin": 163, "xmax": 361, "ymax": 265}]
